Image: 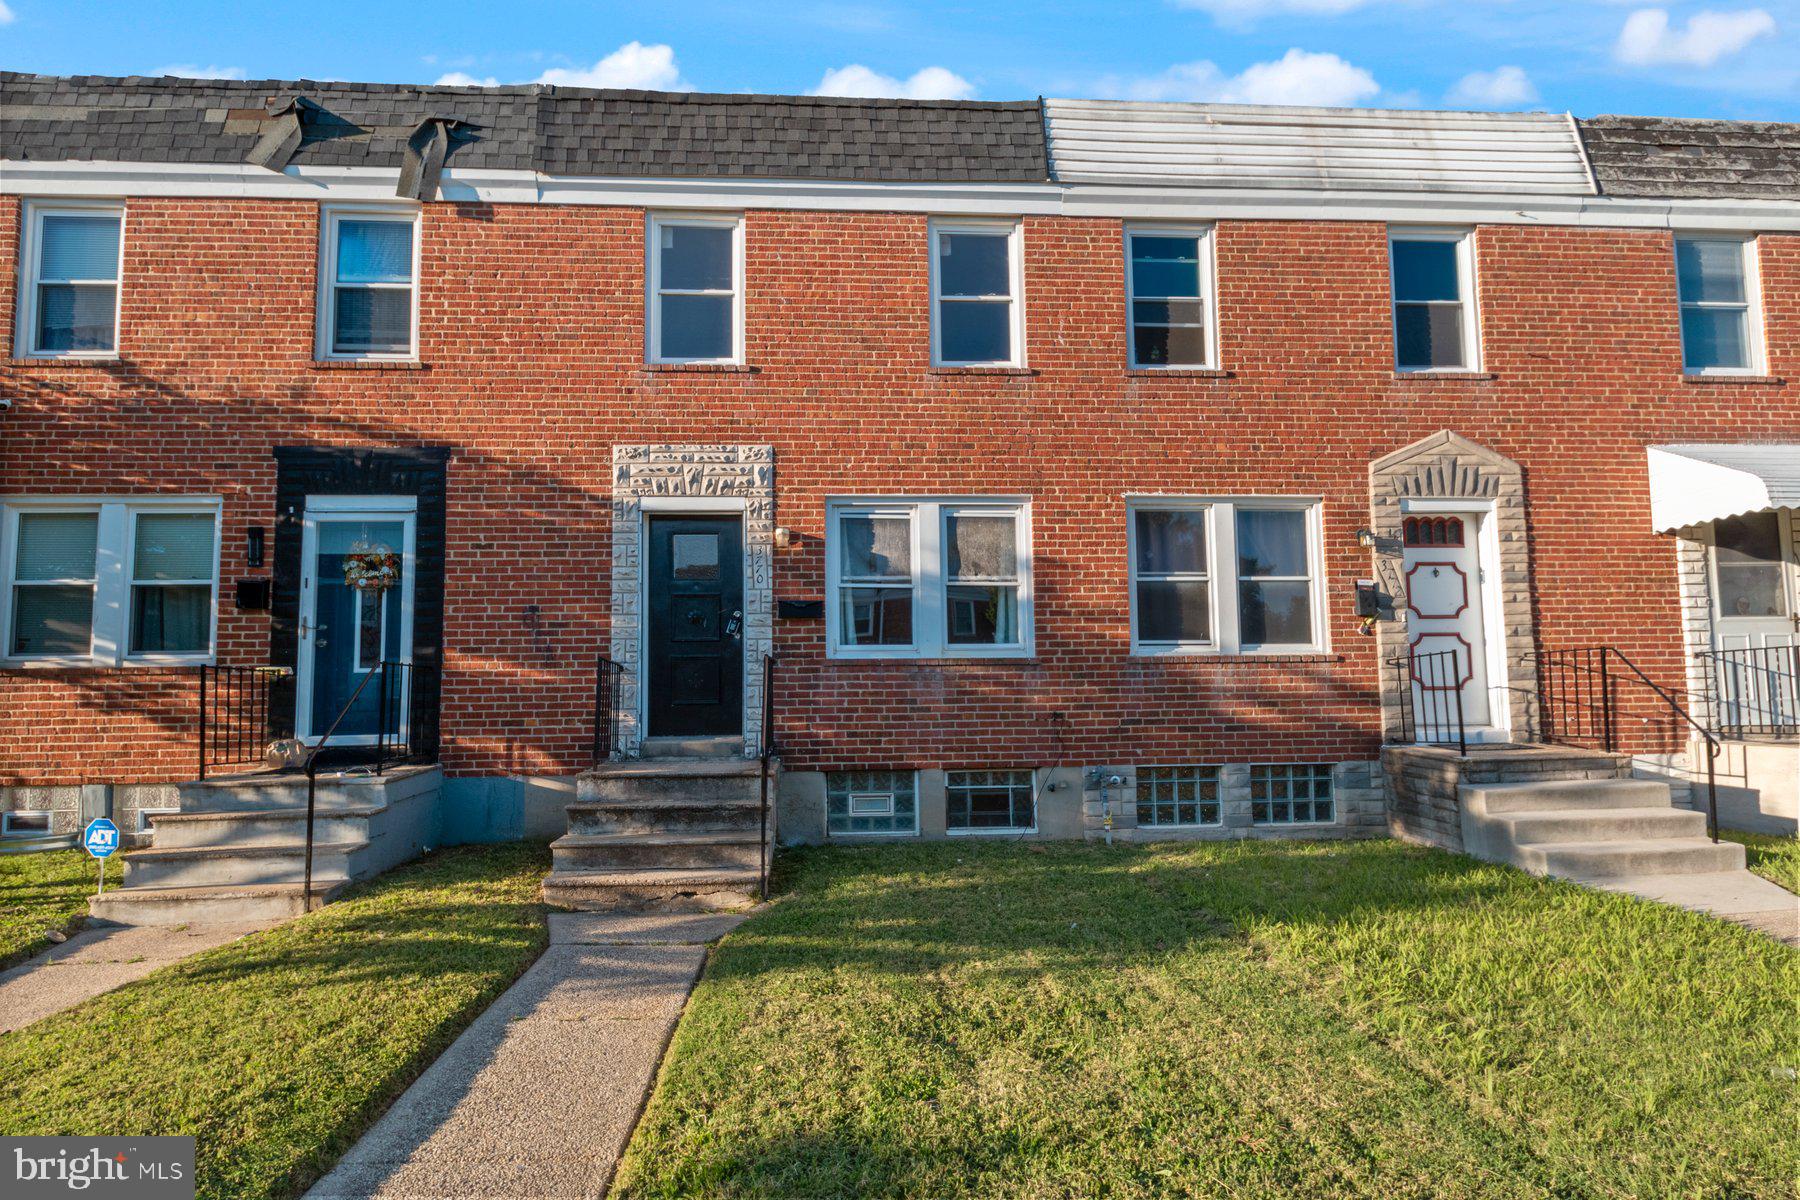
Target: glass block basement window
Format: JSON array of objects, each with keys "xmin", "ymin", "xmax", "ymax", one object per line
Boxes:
[
  {"xmin": 1250, "ymin": 764, "xmax": 1335, "ymax": 824},
  {"xmin": 1136, "ymin": 765, "xmax": 1222, "ymax": 827},
  {"xmin": 826, "ymin": 770, "xmax": 918, "ymax": 835}
]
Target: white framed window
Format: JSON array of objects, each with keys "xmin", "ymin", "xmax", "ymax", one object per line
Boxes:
[
  {"xmin": 647, "ymin": 213, "xmax": 744, "ymax": 364},
  {"xmin": 930, "ymin": 220, "xmax": 1024, "ymax": 367},
  {"xmin": 317, "ymin": 207, "xmax": 419, "ymax": 361},
  {"xmin": 946, "ymin": 769, "xmax": 1036, "ymax": 834},
  {"xmin": 1, "ymin": 810, "xmax": 55, "ymax": 839},
  {"xmin": 135, "ymin": 806, "xmax": 180, "ymax": 834},
  {"xmin": 826, "ymin": 770, "xmax": 920, "ymax": 836},
  {"xmin": 1388, "ymin": 228, "xmax": 1479, "ymax": 372},
  {"xmin": 1676, "ymin": 236, "xmax": 1764, "ymax": 375},
  {"xmin": 1136, "ymin": 765, "xmax": 1222, "ymax": 828},
  {"xmin": 1125, "ymin": 225, "xmax": 1216, "ymax": 369},
  {"xmin": 1127, "ymin": 497, "xmax": 1325, "ymax": 655},
  {"xmin": 827, "ymin": 498, "xmax": 1032, "ymax": 659},
  {"xmin": 1250, "ymin": 763, "xmax": 1336, "ymax": 825},
  {"xmin": 1, "ymin": 497, "xmax": 221, "ymax": 666},
  {"xmin": 16, "ymin": 200, "xmax": 125, "ymax": 359}
]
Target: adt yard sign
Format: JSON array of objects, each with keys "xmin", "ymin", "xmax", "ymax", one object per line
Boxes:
[{"xmin": 84, "ymin": 818, "xmax": 120, "ymax": 895}]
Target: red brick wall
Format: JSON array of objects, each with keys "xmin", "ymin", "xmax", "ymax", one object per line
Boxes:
[{"xmin": 1, "ymin": 197, "xmax": 1795, "ymax": 784}]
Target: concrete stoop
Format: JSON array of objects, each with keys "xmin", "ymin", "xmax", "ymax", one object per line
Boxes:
[
  {"xmin": 89, "ymin": 766, "xmax": 440, "ymax": 925},
  {"xmin": 1460, "ymin": 777, "xmax": 1747, "ymax": 880},
  {"xmin": 543, "ymin": 757, "xmax": 774, "ymax": 912}
]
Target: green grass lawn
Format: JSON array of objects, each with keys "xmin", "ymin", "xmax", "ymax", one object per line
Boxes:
[
  {"xmin": 0, "ymin": 842, "xmax": 549, "ymax": 1200},
  {"xmin": 1721, "ymin": 830, "xmax": 1800, "ymax": 893},
  {"xmin": 0, "ymin": 848, "xmax": 121, "ymax": 971},
  {"xmin": 616, "ymin": 839, "xmax": 1799, "ymax": 1200}
]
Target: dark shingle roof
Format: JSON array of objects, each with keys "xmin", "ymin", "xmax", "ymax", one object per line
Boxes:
[
  {"xmin": 0, "ymin": 72, "xmax": 1048, "ymax": 183},
  {"xmin": 1578, "ymin": 115, "xmax": 1800, "ymax": 200}
]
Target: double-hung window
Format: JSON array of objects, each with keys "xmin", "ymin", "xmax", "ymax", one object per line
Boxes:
[
  {"xmin": 2, "ymin": 499, "xmax": 219, "ymax": 665},
  {"xmin": 1126, "ymin": 226, "xmax": 1215, "ymax": 368},
  {"xmin": 1676, "ymin": 236, "xmax": 1763, "ymax": 374},
  {"xmin": 1389, "ymin": 229, "xmax": 1478, "ymax": 372},
  {"xmin": 828, "ymin": 498, "xmax": 1031, "ymax": 658},
  {"xmin": 1128, "ymin": 498, "xmax": 1324, "ymax": 654},
  {"xmin": 318, "ymin": 208, "xmax": 418, "ymax": 360},
  {"xmin": 17, "ymin": 201, "xmax": 124, "ymax": 358},
  {"xmin": 930, "ymin": 221, "xmax": 1023, "ymax": 367},
  {"xmin": 648, "ymin": 213, "xmax": 743, "ymax": 364}
]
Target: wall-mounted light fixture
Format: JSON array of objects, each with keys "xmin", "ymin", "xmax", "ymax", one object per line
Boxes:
[
  {"xmin": 1353, "ymin": 527, "xmax": 1377, "ymax": 549},
  {"xmin": 773, "ymin": 526, "xmax": 794, "ymax": 551},
  {"xmin": 246, "ymin": 525, "xmax": 266, "ymax": 567}
]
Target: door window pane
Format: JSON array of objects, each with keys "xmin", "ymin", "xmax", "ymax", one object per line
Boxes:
[
  {"xmin": 672, "ymin": 534, "xmax": 721, "ymax": 581},
  {"xmin": 1715, "ymin": 513, "xmax": 1789, "ymax": 618}
]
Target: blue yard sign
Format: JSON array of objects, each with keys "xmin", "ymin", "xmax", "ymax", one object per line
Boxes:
[{"xmin": 84, "ymin": 817, "xmax": 121, "ymax": 896}]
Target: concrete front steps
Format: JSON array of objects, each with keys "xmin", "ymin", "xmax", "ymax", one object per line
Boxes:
[
  {"xmin": 543, "ymin": 757, "xmax": 774, "ymax": 912},
  {"xmin": 1461, "ymin": 776, "xmax": 1747, "ymax": 881},
  {"xmin": 90, "ymin": 765, "xmax": 440, "ymax": 925}
]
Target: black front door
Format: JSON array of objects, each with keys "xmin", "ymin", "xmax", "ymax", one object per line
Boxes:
[{"xmin": 647, "ymin": 516, "xmax": 744, "ymax": 737}]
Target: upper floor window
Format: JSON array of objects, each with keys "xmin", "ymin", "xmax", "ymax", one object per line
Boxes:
[
  {"xmin": 828, "ymin": 498, "xmax": 1032, "ymax": 659},
  {"xmin": 318, "ymin": 208, "xmax": 418, "ymax": 360},
  {"xmin": 17, "ymin": 202, "xmax": 123, "ymax": 359},
  {"xmin": 648, "ymin": 213, "xmax": 743, "ymax": 364},
  {"xmin": 1676, "ymin": 236, "xmax": 1762, "ymax": 375},
  {"xmin": 1128, "ymin": 498, "xmax": 1324, "ymax": 655},
  {"xmin": 930, "ymin": 221, "xmax": 1023, "ymax": 367},
  {"xmin": 1389, "ymin": 229, "xmax": 1477, "ymax": 372},
  {"xmin": 1126, "ymin": 226, "xmax": 1215, "ymax": 369},
  {"xmin": 2, "ymin": 499, "xmax": 219, "ymax": 665}
]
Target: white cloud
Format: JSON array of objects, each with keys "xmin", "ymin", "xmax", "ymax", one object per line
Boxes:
[
  {"xmin": 1615, "ymin": 7, "xmax": 1776, "ymax": 67},
  {"xmin": 155, "ymin": 64, "xmax": 249, "ymax": 80},
  {"xmin": 810, "ymin": 64, "xmax": 975, "ymax": 100},
  {"xmin": 1101, "ymin": 48, "xmax": 1379, "ymax": 107},
  {"xmin": 1447, "ymin": 65, "xmax": 1538, "ymax": 107},
  {"xmin": 435, "ymin": 41, "xmax": 691, "ymax": 91},
  {"xmin": 0, "ymin": 3, "xmax": 15, "ymax": 26}
]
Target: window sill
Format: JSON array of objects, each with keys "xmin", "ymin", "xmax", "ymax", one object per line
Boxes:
[
  {"xmin": 1391, "ymin": 371, "xmax": 1496, "ymax": 382},
  {"xmin": 1132, "ymin": 651, "xmax": 1341, "ymax": 663},
  {"xmin": 645, "ymin": 362, "xmax": 759, "ymax": 374},
  {"xmin": 309, "ymin": 359, "xmax": 428, "ymax": 371},
  {"xmin": 1, "ymin": 658, "xmax": 215, "ymax": 671},
  {"xmin": 10, "ymin": 355, "xmax": 124, "ymax": 368},
  {"xmin": 1127, "ymin": 367, "xmax": 1233, "ymax": 379},
  {"xmin": 946, "ymin": 827, "xmax": 1039, "ymax": 837},
  {"xmin": 1682, "ymin": 373, "xmax": 1785, "ymax": 385},
  {"xmin": 828, "ymin": 652, "xmax": 1037, "ymax": 663},
  {"xmin": 928, "ymin": 366, "xmax": 1037, "ymax": 377}
]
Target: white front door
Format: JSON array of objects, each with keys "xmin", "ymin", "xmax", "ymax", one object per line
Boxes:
[
  {"xmin": 1403, "ymin": 512, "xmax": 1495, "ymax": 739},
  {"xmin": 296, "ymin": 498, "xmax": 416, "ymax": 745},
  {"xmin": 1710, "ymin": 509, "xmax": 1798, "ymax": 728}
]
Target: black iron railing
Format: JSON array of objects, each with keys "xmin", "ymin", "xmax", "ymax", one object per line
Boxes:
[
  {"xmin": 197, "ymin": 665, "xmax": 292, "ymax": 780},
  {"xmin": 594, "ymin": 655, "xmax": 626, "ymax": 764},
  {"xmin": 1534, "ymin": 647, "xmax": 1721, "ymax": 842},
  {"xmin": 758, "ymin": 652, "xmax": 777, "ymax": 902},
  {"xmin": 302, "ymin": 659, "xmax": 419, "ymax": 911},
  {"xmin": 1699, "ymin": 646, "xmax": 1799, "ymax": 738},
  {"xmin": 1387, "ymin": 648, "xmax": 1468, "ymax": 756}
]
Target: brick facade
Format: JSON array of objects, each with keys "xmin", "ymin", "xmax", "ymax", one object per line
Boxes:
[{"xmin": 2, "ymin": 198, "xmax": 1796, "ymax": 805}]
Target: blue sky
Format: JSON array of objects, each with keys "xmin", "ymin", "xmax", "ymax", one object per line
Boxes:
[{"xmin": 4, "ymin": 0, "xmax": 1796, "ymax": 119}]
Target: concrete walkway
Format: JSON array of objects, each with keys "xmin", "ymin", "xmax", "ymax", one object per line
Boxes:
[
  {"xmin": 305, "ymin": 909, "xmax": 748, "ymax": 1200},
  {"xmin": 1582, "ymin": 868, "xmax": 1799, "ymax": 945},
  {"xmin": 0, "ymin": 920, "xmax": 275, "ymax": 1033}
]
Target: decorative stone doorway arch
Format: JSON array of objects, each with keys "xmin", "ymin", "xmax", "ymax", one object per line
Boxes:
[{"xmin": 1369, "ymin": 431, "xmax": 1537, "ymax": 741}]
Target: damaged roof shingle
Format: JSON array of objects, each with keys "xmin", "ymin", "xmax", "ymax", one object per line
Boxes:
[{"xmin": 1577, "ymin": 115, "xmax": 1800, "ymax": 200}]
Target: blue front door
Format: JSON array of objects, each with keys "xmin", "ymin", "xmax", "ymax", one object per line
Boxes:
[{"xmin": 301, "ymin": 511, "xmax": 412, "ymax": 742}]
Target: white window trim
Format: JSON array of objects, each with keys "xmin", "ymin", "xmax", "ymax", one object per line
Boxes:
[
  {"xmin": 929, "ymin": 218, "xmax": 1026, "ymax": 368},
  {"xmin": 646, "ymin": 211, "xmax": 746, "ymax": 365},
  {"xmin": 1126, "ymin": 495, "xmax": 1328, "ymax": 656},
  {"xmin": 15, "ymin": 199, "xmax": 126, "ymax": 360},
  {"xmin": 944, "ymin": 768, "xmax": 1040, "ymax": 836},
  {"xmin": 1124, "ymin": 223, "xmax": 1218, "ymax": 370},
  {"xmin": 825, "ymin": 769, "xmax": 922, "ymax": 838},
  {"xmin": 316, "ymin": 205, "xmax": 421, "ymax": 362},
  {"xmin": 825, "ymin": 496, "xmax": 1034, "ymax": 660},
  {"xmin": 1, "ymin": 810, "xmax": 56, "ymax": 838},
  {"xmin": 1388, "ymin": 227, "xmax": 1481, "ymax": 374},
  {"xmin": 134, "ymin": 805, "xmax": 181, "ymax": 834},
  {"xmin": 1676, "ymin": 234, "xmax": 1767, "ymax": 377},
  {"xmin": 0, "ymin": 496, "xmax": 222, "ymax": 668}
]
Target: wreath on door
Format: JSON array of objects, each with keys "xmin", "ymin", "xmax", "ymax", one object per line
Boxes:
[{"xmin": 342, "ymin": 539, "xmax": 401, "ymax": 594}]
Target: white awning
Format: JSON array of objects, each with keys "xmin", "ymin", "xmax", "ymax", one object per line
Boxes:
[{"xmin": 1646, "ymin": 444, "xmax": 1800, "ymax": 533}]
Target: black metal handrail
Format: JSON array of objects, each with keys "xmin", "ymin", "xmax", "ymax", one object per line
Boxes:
[
  {"xmin": 197, "ymin": 665, "xmax": 292, "ymax": 780},
  {"xmin": 302, "ymin": 659, "xmax": 416, "ymax": 911},
  {"xmin": 1698, "ymin": 646, "xmax": 1799, "ymax": 738},
  {"xmin": 758, "ymin": 652, "xmax": 777, "ymax": 902},
  {"xmin": 594, "ymin": 655, "xmax": 626, "ymax": 764},
  {"xmin": 1534, "ymin": 647, "xmax": 1722, "ymax": 842},
  {"xmin": 1386, "ymin": 648, "xmax": 1468, "ymax": 756}
]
